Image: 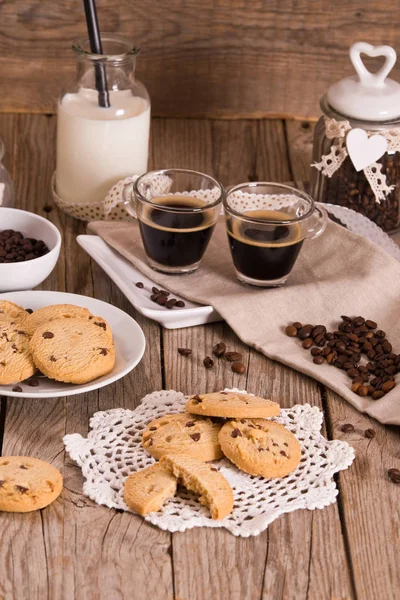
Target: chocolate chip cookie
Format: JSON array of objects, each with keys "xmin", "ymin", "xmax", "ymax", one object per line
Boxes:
[
  {"xmin": 142, "ymin": 413, "xmax": 223, "ymax": 462},
  {"xmin": 0, "ymin": 321, "xmax": 36, "ymax": 384},
  {"xmin": 186, "ymin": 391, "xmax": 280, "ymax": 419},
  {"xmin": 25, "ymin": 303, "xmax": 111, "ymax": 338},
  {"xmin": 29, "ymin": 317, "xmax": 115, "ymax": 384},
  {"xmin": 160, "ymin": 454, "xmax": 234, "ymax": 520},
  {"xmin": 0, "ymin": 300, "xmax": 29, "ymax": 326},
  {"xmin": 0, "ymin": 456, "xmax": 63, "ymax": 512},
  {"xmin": 124, "ymin": 463, "xmax": 177, "ymax": 515},
  {"xmin": 219, "ymin": 419, "xmax": 301, "ymax": 479}
]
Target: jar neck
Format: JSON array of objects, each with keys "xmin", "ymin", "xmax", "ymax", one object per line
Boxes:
[{"xmin": 73, "ymin": 35, "xmax": 140, "ymax": 91}]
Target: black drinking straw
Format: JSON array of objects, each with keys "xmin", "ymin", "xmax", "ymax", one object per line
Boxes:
[{"xmin": 83, "ymin": 0, "xmax": 110, "ymax": 108}]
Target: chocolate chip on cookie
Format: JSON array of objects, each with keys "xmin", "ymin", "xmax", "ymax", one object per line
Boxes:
[{"xmin": 142, "ymin": 413, "xmax": 223, "ymax": 462}]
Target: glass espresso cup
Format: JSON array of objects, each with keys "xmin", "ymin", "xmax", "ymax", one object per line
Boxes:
[
  {"xmin": 224, "ymin": 182, "xmax": 327, "ymax": 287},
  {"xmin": 127, "ymin": 169, "xmax": 224, "ymax": 274}
]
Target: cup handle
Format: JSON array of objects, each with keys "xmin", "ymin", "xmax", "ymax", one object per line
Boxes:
[
  {"xmin": 122, "ymin": 179, "xmax": 137, "ymax": 218},
  {"xmin": 306, "ymin": 203, "xmax": 328, "ymax": 239}
]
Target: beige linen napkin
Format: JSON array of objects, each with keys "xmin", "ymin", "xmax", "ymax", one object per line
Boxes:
[{"xmin": 88, "ymin": 218, "xmax": 400, "ymax": 426}]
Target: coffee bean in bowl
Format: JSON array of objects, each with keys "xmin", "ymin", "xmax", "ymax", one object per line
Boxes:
[
  {"xmin": 0, "ymin": 230, "xmax": 49, "ymax": 263},
  {"xmin": 0, "ymin": 209, "xmax": 61, "ymax": 292}
]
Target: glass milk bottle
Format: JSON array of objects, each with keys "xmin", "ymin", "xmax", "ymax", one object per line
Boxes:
[{"xmin": 56, "ymin": 36, "xmax": 150, "ymax": 206}]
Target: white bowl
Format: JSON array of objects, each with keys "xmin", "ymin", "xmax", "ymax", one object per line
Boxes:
[{"xmin": 0, "ymin": 208, "xmax": 61, "ymax": 292}]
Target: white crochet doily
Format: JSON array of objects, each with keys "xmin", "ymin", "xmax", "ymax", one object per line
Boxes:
[{"xmin": 64, "ymin": 389, "xmax": 355, "ymax": 537}]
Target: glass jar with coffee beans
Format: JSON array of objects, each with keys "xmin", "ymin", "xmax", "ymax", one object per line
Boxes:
[
  {"xmin": 311, "ymin": 42, "xmax": 400, "ymax": 232},
  {"xmin": 285, "ymin": 316, "xmax": 398, "ymax": 399}
]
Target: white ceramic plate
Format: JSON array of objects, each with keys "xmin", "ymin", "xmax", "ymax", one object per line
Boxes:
[
  {"xmin": 0, "ymin": 291, "xmax": 146, "ymax": 398},
  {"xmin": 77, "ymin": 235, "xmax": 221, "ymax": 329}
]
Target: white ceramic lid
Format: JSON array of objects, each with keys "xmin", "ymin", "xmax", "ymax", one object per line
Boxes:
[{"xmin": 327, "ymin": 42, "xmax": 400, "ymax": 121}]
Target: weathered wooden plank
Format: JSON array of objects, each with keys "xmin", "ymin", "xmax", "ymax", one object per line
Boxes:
[
  {"xmin": 288, "ymin": 122, "xmax": 400, "ymax": 600},
  {"xmin": 0, "ymin": 1, "xmax": 399, "ymax": 118},
  {"xmin": 285, "ymin": 120, "xmax": 315, "ymax": 188},
  {"xmin": 250, "ymin": 357, "xmax": 353, "ymax": 599},
  {"xmin": 57, "ymin": 116, "xmax": 173, "ymax": 599},
  {"xmin": 0, "ymin": 114, "xmax": 16, "ymax": 182},
  {"xmin": 156, "ymin": 117, "xmax": 352, "ymax": 600},
  {"xmin": 155, "ymin": 118, "xmax": 266, "ymax": 600},
  {"xmin": 0, "ymin": 113, "xmax": 173, "ymax": 600},
  {"xmin": 324, "ymin": 390, "xmax": 400, "ymax": 600}
]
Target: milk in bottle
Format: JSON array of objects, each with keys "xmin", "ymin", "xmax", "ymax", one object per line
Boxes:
[{"xmin": 56, "ymin": 36, "xmax": 150, "ymax": 206}]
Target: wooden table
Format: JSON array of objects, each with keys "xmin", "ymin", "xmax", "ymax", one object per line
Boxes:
[{"xmin": 0, "ymin": 114, "xmax": 399, "ymax": 600}]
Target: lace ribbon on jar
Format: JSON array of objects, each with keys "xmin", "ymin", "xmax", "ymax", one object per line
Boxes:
[{"xmin": 312, "ymin": 117, "xmax": 400, "ymax": 203}]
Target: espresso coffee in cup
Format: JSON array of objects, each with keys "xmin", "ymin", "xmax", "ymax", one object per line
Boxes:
[
  {"xmin": 227, "ymin": 209, "xmax": 304, "ymax": 281},
  {"xmin": 130, "ymin": 169, "xmax": 223, "ymax": 274},
  {"xmin": 224, "ymin": 182, "xmax": 327, "ymax": 287},
  {"xmin": 138, "ymin": 195, "xmax": 216, "ymax": 269}
]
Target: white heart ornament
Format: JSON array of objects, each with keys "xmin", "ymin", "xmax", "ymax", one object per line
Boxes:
[{"xmin": 346, "ymin": 128, "xmax": 388, "ymax": 172}]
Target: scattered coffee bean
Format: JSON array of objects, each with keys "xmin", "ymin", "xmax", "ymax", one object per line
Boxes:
[
  {"xmin": 302, "ymin": 338, "xmax": 314, "ymax": 349},
  {"xmin": 341, "ymin": 423, "xmax": 355, "ymax": 433},
  {"xmin": 292, "ymin": 322, "xmax": 302, "ymax": 330},
  {"xmin": 160, "ymin": 290, "xmax": 170, "ymax": 296},
  {"xmin": 388, "ymin": 468, "xmax": 400, "ymax": 484},
  {"xmin": 364, "ymin": 428, "xmax": 376, "ymax": 439},
  {"xmin": 166, "ymin": 298, "xmax": 177, "ymax": 309},
  {"xmin": 372, "ymin": 390, "xmax": 385, "ymax": 400},
  {"xmin": 12, "ymin": 385, "xmax": 22, "ymax": 392},
  {"xmin": 135, "ymin": 281, "xmax": 144, "ymax": 288},
  {"xmin": 382, "ymin": 380, "xmax": 395, "ymax": 393},
  {"xmin": 311, "ymin": 348, "xmax": 322, "ymax": 356},
  {"xmin": 313, "ymin": 355, "xmax": 324, "ymax": 365},
  {"xmin": 231, "ymin": 361, "xmax": 246, "ymax": 374},
  {"xmin": 298, "ymin": 325, "xmax": 313, "ymax": 339},
  {"xmin": 28, "ymin": 378, "xmax": 39, "ymax": 387},
  {"xmin": 175, "ymin": 300, "xmax": 185, "ymax": 307},
  {"xmin": 286, "ymin": 325, "xmax": 298, "ymax": 337},
  {"xmin": 225, "ymin": 351, "xmax": 242, "ymax": 362},
  {"xmin": 156, "ymin": 294, "xmax": 167, "ymax": 306},
  {"xmin": 203, "ymin": 356, "xmax": 214, "ymax": 369},
  {"xmin": 312, "ymin": 325, "xmax": 326, "ymax": 338},
  {"xmin": 213, "ymin": 342, "xmax": 226, "ymax": 357},
  {"xmin": 178, "ymin": 348, "xmax": 192, "ymax": 356},
  {"xmin": 357, "ymin": 385, "xmax": 369, "ymax": 397},
  {"xmin": 0, "ymin": 229, "xmax": 50, "ymax": 263}
]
